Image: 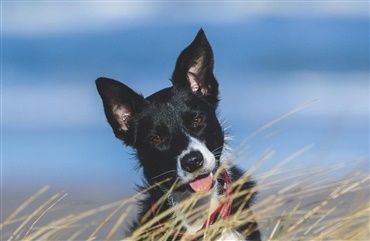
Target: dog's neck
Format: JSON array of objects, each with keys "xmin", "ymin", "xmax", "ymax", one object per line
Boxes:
[
  {"xmin": 168, "ymin": 183, "xmax": 221, "ymax": 234},
  {"xmin": 174, "ymin": 141, "xmax": 232, "ymax": 234}
]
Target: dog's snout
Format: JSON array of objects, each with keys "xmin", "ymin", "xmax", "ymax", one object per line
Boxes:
[{"xmin": 181, "ymin": 151, "xmax": 204, "ymax": 173}]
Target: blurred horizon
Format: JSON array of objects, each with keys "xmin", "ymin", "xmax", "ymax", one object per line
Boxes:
[{"xmin": 2, "ymin": 2, "xmax": 369, "ymax": 205}]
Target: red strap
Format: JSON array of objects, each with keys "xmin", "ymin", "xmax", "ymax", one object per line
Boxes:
[
  {"xmin": 151, "ymin": 171, "xmax": 233, "ymax": 239},
  {"xmin": 203, "ymin": 171, "xmax": 232, "ymax": 228}
]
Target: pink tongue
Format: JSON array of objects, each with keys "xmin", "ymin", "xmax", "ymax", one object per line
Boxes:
[{"xmin": 189, "ymin": 174, "xmax": 213, "ymax": 193}]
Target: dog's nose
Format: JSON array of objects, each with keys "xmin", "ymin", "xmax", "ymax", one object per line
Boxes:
[{"xmin": 181, "ymin": 151, "xmax": 204, "ymax": 173}]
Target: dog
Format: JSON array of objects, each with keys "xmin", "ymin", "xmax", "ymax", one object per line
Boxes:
[{"xmin": 96, "ymin": 29, "xmax": 261, "ymax": 241}]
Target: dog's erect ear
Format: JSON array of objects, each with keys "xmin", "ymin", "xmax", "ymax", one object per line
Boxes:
[
  {"xmin": 171, "ymin": 29, "xmax": 219, "ymax": 106},
  {"xmin": 96, "ymin": 77, "xmax": 144, "ymax": 146}
]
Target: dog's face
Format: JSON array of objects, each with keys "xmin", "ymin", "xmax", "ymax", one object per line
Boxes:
[{"xmin": 96, "ymin": 29, "xmax": 224, "ymax": 192}]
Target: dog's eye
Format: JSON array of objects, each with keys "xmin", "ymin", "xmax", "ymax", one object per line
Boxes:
[
  {"xmin": 151, "ymin": 135, "xmax": 162, "ymax": 144},
  {"xmin": 193, "ymin": 115, "xmax": 204, "ymax": 126}
]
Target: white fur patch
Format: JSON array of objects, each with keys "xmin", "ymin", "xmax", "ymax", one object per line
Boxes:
[
  {"xmin": 216, "ymin": 228, "xmax": 243, "ymax": 241},
  {"xmin": 169, "ymin": 188, "xmax": 220, "ymax": 235},
  {"xmin": 169, "ymin": 128, "xmax": 240, "ymax": 238},
  {"xmin": 176, "ymin": 135, "xmax": 216, "ymax": 182}
]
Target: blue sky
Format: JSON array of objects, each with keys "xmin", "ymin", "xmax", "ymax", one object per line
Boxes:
[{"xmin": 2, "ymin": 2, "xmax": 369, "ymax": 201}]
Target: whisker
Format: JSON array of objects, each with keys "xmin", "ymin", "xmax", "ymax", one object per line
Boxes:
[
  {"xmin": 212, "ymin": 145, "xmax": 224, "ymax": 154},
  {"xmin": 150, "ymin": 170, "xmax": 177, "ymax": 180},
  {"xmin": 212, "ymin": 149, "xmax": 222, "ymax": 155}
]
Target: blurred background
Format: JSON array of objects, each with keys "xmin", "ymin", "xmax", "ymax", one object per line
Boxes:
[{"xmin": 2, "ymin": 1, "xmax": 368, "ymax": 211}]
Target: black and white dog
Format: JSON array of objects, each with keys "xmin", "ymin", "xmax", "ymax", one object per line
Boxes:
[{"xmin": 96, "ymin": 29, "xmax": 261, "ymax": 241}]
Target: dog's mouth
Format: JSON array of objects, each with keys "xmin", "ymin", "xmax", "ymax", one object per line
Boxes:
[{"xmin": 187, "ymin": 172, "xmax": 214, "ymax": 193}]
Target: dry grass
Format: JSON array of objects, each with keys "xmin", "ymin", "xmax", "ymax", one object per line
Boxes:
[
  {"xmin": 2, "ymin": 102, "xmax": 368, "ymax": 240},
  {"xmin": 1, "ymin": 157, "xmax": 368, "ymax": 241}
]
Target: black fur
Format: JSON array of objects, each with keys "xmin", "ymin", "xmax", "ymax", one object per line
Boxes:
[{"xmin": 96, "ymin": 29, "xmax": 261, "ymax": 241}]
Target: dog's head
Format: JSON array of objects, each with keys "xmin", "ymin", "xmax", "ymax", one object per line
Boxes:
[{"xmin": 96, "ymin": 29, "xmax": 224, "ymax": 193}]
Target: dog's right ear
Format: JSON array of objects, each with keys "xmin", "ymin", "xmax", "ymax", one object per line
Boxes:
[{"xmin": 96, "ymin": 77, "xmax": 145, "ymax": 146}]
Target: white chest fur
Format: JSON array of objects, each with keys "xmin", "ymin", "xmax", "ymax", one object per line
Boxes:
[
  {"xmin": 169, "ymin": 188, "xmax": 244, "ymax": 241},
  {"xmin": 216, "ymin": 228, "xmax": 243, "ymax": 241},
  {"xmin": 170, "ymin": 189, "xmax": 220, "ymax": 235}
]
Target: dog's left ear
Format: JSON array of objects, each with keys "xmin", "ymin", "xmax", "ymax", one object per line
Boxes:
[{"xmin": 171, "ymin": 29, "xmax": 219, "ymax": 107}]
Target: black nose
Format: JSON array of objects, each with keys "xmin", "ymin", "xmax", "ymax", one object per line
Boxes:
[{"xmin": 181, "ymin": 151, "xmax": 204, "ymax": 173}]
